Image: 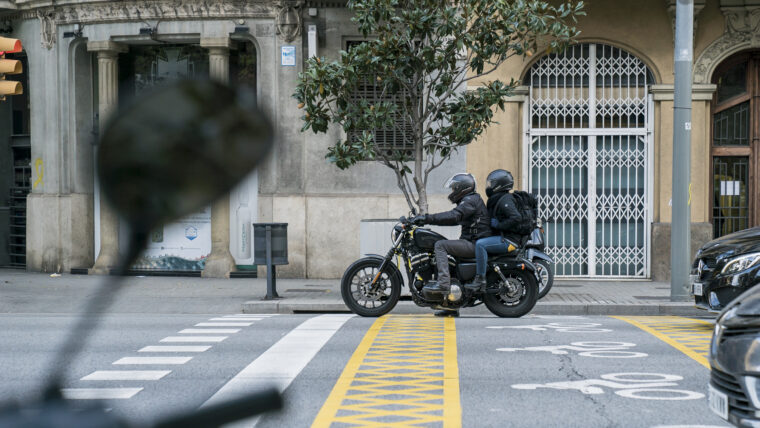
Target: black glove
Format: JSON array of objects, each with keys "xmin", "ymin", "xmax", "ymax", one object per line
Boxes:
[
  {"xmin": 411, "ymin": 215, "xmax": 426, "ymax": 225},
  {"xmin": 399, "ymin": 216, "xmax": 408, "ymax": 224}
]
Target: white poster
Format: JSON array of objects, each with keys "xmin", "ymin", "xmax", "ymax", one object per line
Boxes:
[
  {"xmin": 229, "ymin": 170, "xmax": 259, "ymax": 268},
  {"xmin": 121, "ymin": 206, "xmax": 212, "ymax": 271},
  {"xmin": 281, "ymin": 46, "xmax": 296, "ymax": 66}
]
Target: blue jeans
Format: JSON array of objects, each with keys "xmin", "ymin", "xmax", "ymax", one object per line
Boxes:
[{"xmin": 475, "ymin": 236, "xmax": 511, "ymax": 277}]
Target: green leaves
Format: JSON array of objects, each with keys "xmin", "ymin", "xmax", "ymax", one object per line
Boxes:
[{"xmin": 294, "ymin": 0, "xmax": 584, "ymax": 209}]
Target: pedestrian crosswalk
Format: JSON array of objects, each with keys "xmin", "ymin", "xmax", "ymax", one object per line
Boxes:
[
  {"xmin": 63, "ymin": 314, "xmax": 278, "ymax": 400},
  {"xmin": 47, "ymin": 314, "xmax": 723, "ymax": 428}
]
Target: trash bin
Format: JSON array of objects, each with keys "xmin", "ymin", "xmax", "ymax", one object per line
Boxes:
[{"xmin": 253, "ymin": 223, "xmax": 288, "ymax": 299}]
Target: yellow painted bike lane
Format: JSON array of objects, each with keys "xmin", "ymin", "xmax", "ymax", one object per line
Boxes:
[
  {"xmin": 612, "ymin": 316, "xmax": 715, "ymax": 368},
  {"xmin": 311, "ymin": 315, "xmax": 461, "ymax": 428}
]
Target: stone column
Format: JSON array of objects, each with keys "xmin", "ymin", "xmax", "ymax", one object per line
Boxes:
[
  {"xmin": 201, "ymin": 37, "xmax": 236, "ymax": 278},
  {"xmin": 87, "ymin": 41, "xmax": 127, "ymax": 274}
]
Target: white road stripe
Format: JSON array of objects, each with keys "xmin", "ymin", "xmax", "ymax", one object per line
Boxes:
[
  {"xmin": 202, "ymin": 314, "xmax": 354, "ymax": 427},
  {"xmin": 209, "ymin": 318, "xmax": 262, "ymax": 322},
  {"xmin": 196, "ymin": 322, "xmax": 253, "ymax": 327},
  {"xmin": 113, "ymin": 357, "xmax": 192, "ymax": 365},
  {"xmin": 160, "ymin": 336, "xmax": 227, "ymax": 343},
  {"xmin": 81, "ymin": 370, "xmax": 171, "ymax": 381},
  {"xmin": 62, "ymin": 388, "xmax": 143, "ymax": 400},
  {"xmin": 179, "ymin": 328, "xmax": 241, "ymax": 334},
  {"xmin": 139, "ymin": 346, "xmax": 211, "ymax": 353},
  {"xmin": 224, "ymin": 314, "xmax": 276, "ymax": 317}
]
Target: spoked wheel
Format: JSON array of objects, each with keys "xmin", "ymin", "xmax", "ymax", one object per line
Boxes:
[
  {"xmin": 340, "ymin": 258, "xmax": 401, "ymax": 317},
  {"xmin": 535, "ymin": 259, "xmax": 555, "ymax": 299},
  {"xmin": 483, "ymin": 270, "xmax": 538, "ymax": 318}
]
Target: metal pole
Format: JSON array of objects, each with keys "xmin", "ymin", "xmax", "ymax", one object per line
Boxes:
[
  {"xmin": 265, "ymin": 225, "xmax": 279, "ymax": 299},
  {"xmin": 671, "ymin": 0, "xmax": 693, "ymax": 301}
]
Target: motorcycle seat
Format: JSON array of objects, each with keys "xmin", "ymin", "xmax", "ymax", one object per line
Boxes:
[
  {"xmin": 489, "ymin": 254, "xmax": 519, "ymax": 262},
  {"xmin": 458, "ymin": 258, "xmax": 477, "ymax": 263}
]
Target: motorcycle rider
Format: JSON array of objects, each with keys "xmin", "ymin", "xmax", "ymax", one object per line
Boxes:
[
  {"xmin": 467, "ymin": 169, "xmax": 522, "ymax": 292},
  {"xmin": 411, "ymin": 173, "xmax": 491, "ymax": 317}
]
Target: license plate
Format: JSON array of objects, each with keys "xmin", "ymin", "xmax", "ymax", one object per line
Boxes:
[
  {"xmin": 693, "ymin": 282, "xmax": 703, "ymax": 296},
  {"xmin": 708, "ymin": 383, "xmax": 729, "ymax": 420}
]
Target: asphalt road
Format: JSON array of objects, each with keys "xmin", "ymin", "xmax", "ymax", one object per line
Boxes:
[{"xmin": 0, "ymin": 313, "xmax": 731, "ymax": 427}]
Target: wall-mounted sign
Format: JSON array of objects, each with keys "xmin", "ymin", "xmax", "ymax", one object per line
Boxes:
[{"xmin": 281, "ymin": 46, "xmax": 296, "ymax": 66}]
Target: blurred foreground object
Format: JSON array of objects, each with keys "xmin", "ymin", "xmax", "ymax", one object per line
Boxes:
[
  {"xmin": 0, "ymin": 79, "xmax": 279, "ymax": 427},
  {"xmin": 98, "ymin": 79, "xmax": 274, "ymax": 238}
]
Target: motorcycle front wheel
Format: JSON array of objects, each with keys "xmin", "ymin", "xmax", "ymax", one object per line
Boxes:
[
  {"xmin": 483, "ymin": 270, "xmax": 538, "ymax": 318},
  {"xmin": 535, "ymin": 259, "xmax": 555, "ymax": 299},
  {"xmin": 341, "ymin": 258, "xmax": 401, "ymax": 317}
]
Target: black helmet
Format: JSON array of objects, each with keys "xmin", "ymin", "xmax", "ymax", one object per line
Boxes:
[
  {"xmin": 486, "ymin": 169, "xmax": 513, "ymax": 197},
  {"xmin": 444, "ymin": 173, "xmax": 476, "ymax": 203}
]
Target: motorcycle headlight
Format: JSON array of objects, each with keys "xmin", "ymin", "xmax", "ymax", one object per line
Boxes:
[{"xmin": 722, "ymin": 252, "xmax": 760, "ymax": 275}]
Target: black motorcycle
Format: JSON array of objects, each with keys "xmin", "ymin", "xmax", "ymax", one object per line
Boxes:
[
  {"xmin": 341, "ymin": 216, "xmax": 539, "ymax": 317},
  {"xmin": 525, "ymin": 219, "xmax": 554, "ymax": 299}
]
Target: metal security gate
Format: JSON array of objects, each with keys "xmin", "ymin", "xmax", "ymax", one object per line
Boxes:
[{"xmin": 525, "ymin": 44, "xmax": 653, "ymax": 278}]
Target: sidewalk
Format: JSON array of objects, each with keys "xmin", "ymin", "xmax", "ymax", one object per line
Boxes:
[{"xmin": 0, "ymin": 269, "xmax": 709, "ymax": 317}]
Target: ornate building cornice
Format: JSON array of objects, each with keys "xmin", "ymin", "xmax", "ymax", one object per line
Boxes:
[
  {"xmin": 694, "ymin": 1, "xmax": 760, "ymax": 83},
  {"xmin": 5, "ymin": 1, "xmax": 277, "ymax": 24}
]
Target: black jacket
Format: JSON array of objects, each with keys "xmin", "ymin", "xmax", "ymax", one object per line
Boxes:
[
  {"xmin": 487, "ymin": 191, "xmax": 522, "ymax": 243},
  {"xmin": 425, "ymin": 193, "xmax": 491, "ymax": 242}
]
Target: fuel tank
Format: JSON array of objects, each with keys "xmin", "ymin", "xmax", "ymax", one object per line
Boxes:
[{"xmin": 413, "ymin": 228, "xmax": 447, "ymax": 250}]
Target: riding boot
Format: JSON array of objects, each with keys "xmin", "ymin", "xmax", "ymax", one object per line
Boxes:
[
  {"xmin": 434, "ymin": 309, "xmax": 459, "ymax": 317},
  {"xmin": 464, "ymin": 275, "xmax": 486, "ymax": 292},
  {"xmin": 422, "ymin": 280, "xmax": 450, "ymax": 296}
]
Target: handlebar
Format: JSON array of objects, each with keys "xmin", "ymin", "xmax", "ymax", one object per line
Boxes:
[{"xmin": 0, "ymin": 387, "xmax": 282, "ymax": 428}]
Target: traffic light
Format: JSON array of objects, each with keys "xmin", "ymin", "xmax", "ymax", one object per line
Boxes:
[{"xmin": 0, "ymin": 37, "xmax": 22, "ymax": 99}]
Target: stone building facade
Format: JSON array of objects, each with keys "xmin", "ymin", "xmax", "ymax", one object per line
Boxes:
[
  {"xmin": 0, "ymin": 0, "xmax": 460, "ymax": 279},
  {"xmin": 0, "ymin": 0, "xmax": 758, "ymax": 280},
  {"xmin": 468, "ymin": 0, "xmax": 760, "ymax": 280}
]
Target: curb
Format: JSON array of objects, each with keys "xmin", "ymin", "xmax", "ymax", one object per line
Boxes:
[{"xmin": 242, "ymin": 300, "xmax": 713, "ymax": 317}]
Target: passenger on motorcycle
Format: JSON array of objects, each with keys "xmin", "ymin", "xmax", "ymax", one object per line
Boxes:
[
  {"xmin": 467, "ymin": 169, "xmax": 523, "ymax": 292},
  {"xmin": 410, "ymin": 173, "xmax": 491, "ymax": 316}
]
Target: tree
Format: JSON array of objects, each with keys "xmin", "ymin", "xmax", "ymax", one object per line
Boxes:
[{"xmin": 294, "ymin": 0, "xmax": 585, "ymax": 214}]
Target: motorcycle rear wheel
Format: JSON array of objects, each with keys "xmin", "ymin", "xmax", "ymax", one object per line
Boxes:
[
  {"xmin": 341, "ymin": 258, "xmax": 401, "ymax": 317},
  {"xmin": 535, "ymin": 259, "xmax": 554, "ymax": 299},
  {"xmin": 483, "ymin": 270, "xmax": 538, "ymax": 318}
]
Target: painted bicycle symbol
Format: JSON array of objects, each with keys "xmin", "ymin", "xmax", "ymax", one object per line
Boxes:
[
  {"xmin": 497, "ymin": 341, "xmax": 648, "ymax": 358},
  {"xmin": 487, "ymin": 322, "xmax": 612, "ymax": 333},
  {"xmin": 512, "ymin": 372, "xmax": 704, "ymax": 400}
]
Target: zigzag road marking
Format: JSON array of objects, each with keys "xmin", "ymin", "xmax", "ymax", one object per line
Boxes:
[
  {"xmin": 612, "ymin": 316, "xmax": 714, "ymax": 368},
  {"xmin": 312, "ymin": 315, "xmax": 461, "ymax": 428}
]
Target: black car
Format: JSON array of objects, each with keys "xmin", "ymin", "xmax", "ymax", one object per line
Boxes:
[
  {"xmin": 709, "ymin": 285, "xmax": 760, "ymax": 426},
  {"xmin": 692, "ymin": 226, "xmax": 760, "ymax": 312}
]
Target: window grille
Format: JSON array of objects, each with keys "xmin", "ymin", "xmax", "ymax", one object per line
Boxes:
[
  {"xmin": 526, "ymin": 43, "xmax": 653, "ymax": 278},
  {"xmin": 346, "ymin": 41, "xmax": 415, "ymax": 158}
]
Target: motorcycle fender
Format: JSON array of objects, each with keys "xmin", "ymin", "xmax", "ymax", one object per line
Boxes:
[
  {"xmin": 527, "ymin": 249, "xmax": 553, "ymax": 264},
  {"xmin": 359, "ymin": 254, "xmax": 405, "ymax": 287}
]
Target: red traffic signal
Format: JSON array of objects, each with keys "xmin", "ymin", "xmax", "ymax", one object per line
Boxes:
[{"xmin": 0, "ymin": 37, "xmax": 21, "ymax": 54}]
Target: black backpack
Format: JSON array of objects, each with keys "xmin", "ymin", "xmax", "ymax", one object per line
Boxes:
[{"xmin": 505, "ymin": 191, "xmax": 538, "ymax": 236}]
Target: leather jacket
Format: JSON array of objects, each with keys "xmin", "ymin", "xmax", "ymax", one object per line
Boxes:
[{"xmin": 424, "ymin": 193, "xmax": 492, "ymax": 242}]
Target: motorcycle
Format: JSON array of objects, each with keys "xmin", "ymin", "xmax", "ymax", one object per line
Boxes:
[
  {"xmin": 525, "ymin": 218, "xmax": 554, "ymax": 299},
  {"xmin": 340, "ymin": 216, "xmax": 539, "ymax": 318}
]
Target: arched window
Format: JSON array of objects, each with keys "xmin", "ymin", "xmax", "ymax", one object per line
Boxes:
[
  {"xmin": 526, "ymin": 44, "xmax": 653, "ymax": 278},
  {"xmin": 710, "ymin": 52, "xmax": 757, "ymax": 237}
]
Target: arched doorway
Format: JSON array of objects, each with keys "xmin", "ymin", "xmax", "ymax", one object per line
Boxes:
[
  {"xmin": 104, "ymin": 40, "xmax": 258, "ymax": 273},
  {"xmin": 710, "ymin": 52, "xmax": 758, "ymax": 237},
  {"xmin": 525, "ymin": 43, "xmax": 654, "ymax": 278}
]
